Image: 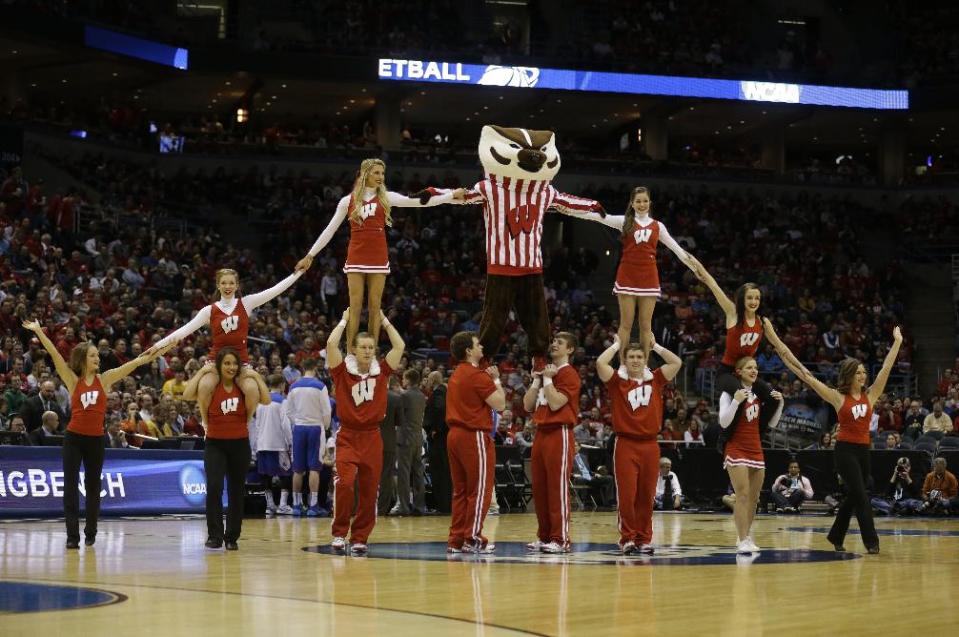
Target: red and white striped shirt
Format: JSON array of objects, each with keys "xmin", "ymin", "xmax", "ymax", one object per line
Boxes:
[{"xmin": 462, "ymin": 174, "xmax": 600, "ymax": 276}]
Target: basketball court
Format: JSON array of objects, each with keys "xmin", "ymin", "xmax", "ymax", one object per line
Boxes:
[{"xmin": 2, "ymin": 512, "xmax": 957, "ymax": 635}]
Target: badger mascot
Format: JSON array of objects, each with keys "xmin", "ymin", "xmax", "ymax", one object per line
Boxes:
[{"xmin": 423, "ymin": 125, "xmax": 605, "ymax": 368}]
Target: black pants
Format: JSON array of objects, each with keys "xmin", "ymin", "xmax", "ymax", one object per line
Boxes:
[
  {"xmin": 479, "ymin": 273, "xmax": 550, "ymax": 359},
  {"xmin": 428, "ymin": 437, "xmax": 452, "ymax": 514},
  {"xmin": 829, "ymin": 442, "xmax": 878, "ymax": 549},
  {"xmin": 63, "ymin": 431, "xmax": 106, "ymax": 543},
  {"xmin": 716, "ymin": 365, "xmax": 776, "ymax": 427},
  {"xmin": 204, "ymin": 438, "xmax": 250, "ymax": 542}
]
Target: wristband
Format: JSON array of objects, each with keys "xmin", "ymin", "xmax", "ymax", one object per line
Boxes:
[
  {"xmin": 493, "ymin": 379, "xmax": 502, "ymax": 387},
  {"xmin": 543, "ymin": 377, "xmax": 553, "ymax": 387}
]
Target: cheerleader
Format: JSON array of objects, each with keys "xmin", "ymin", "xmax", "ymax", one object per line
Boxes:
[
  {"xmin": 152, "ymin": 267, "xmax": 301, "ymax": 428},
  {"xmin": 295, "ymin": 158, "xmax": 462, "ymax": 352},
  {"xmin": 690, "ymin": 261, "xmax": 778, "ymax": 427},
  {"xmin": 183, "ymin": 346, "xmax": 270, "ymax": 550},
  {"xmin": 595, "ymin": 334, "xmax": 682, "ymax": 555},
  {"xmin": 22, "ymin": 319, "xmax": 174, "ymax": 548},
  {"xmin": 570, "ymin": 186, "xmax": 697, "ymax": 355},
  {"xmin": 764, "ymin": 319, "xmax": 902, "ymax": 554},
  {"xmin": 719, "ymin": 356, "xmax": 784, "ymax": 554}
]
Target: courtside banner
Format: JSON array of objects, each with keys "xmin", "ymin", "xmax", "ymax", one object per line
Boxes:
[
  {"xmin": 377, "ymin": 58, "xmax": 909, "ymax": 110},
  {"xmin": 0, "ymin": 447, "xmax": 209, "ymax": 517}
]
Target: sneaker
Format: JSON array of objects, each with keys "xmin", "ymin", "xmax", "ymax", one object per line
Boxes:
[
  {"xmin": 265, "ymin": 507, "xmax": 277, "ymax": 517},
  {"xmin": 784, "ymin": 506, "xmax": 795, "ymax": 514},
  {"xmin": 66, "ymin": 539, "xmax": 80, "ymax": 550},
  {"xmin": 307, "ymin": 505, "xmax": 328, "ymax": 517},
  {"xmin": 622, "ymin": 541, "xmax": 637, "ymax": 555},
  {"xmin": 276, "ymin": 504, "xmax": 294, "ymax": 515},
  {"xmin": 775, "ymin": 507, "xmax": 784, "ymax": 514},
  {"xmin": 473, "ymin": 542, "xmax": 496, "ymax": 554},
  {"xmin": 292, "ymin": 506, "xmax": 305, "ymax": 517},
  {"xmin": 487, "ymin": 508, "xmax": 500, "ymax": 516},
  {"xmin": 331, "ymin": 537, "xmax": 347, "ymax": 552},
  {"xmin": 205, "ymin": 538, "xmax": 223, "ymax": 549},
  {"xmin": 225, "ymin": 541, "xmax": 239, "ymax": 551},
  {"xmin": 743, "ymin": 537, "xmax": 760, "ymax": 553},
  {"xmin": 526, "ymin": 539, "xmax": 546, "ymax": 552},
  {"xmin": 84, "ymin": 536, "xmax": 96, "ymax": 547},
  {"xmin": 447, "ymin": 544, "xmax": 466, "ymax": 554},
  {"xmin": 866, "ymin": 546, "xmax": 880, "ymax": 555},
  {"xmin": 736, "ymin": 539, "xmax": 754, "ymax": 555},
  {"xmin": 350, "ymin": 543, "xmax": 369, "ymax": 556},
  {"xmin": 541, "ymin": 541, "xmax": 569, "ymax": 554},
  {"xmin": 639, "ymin": 543, "xmax": 655, "ymax": 555}
]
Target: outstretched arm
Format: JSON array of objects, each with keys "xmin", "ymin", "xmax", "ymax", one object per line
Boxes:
[
  {"xmin": 651, "ymin": 339, "xmax": 682, "ymax": 382},
  {"xmin": 388, "ymin": 189, "xmax": 458, "ymax": 208},
  {"xmin": 763, "ymin": 318, "xmax": 844, "ymax": 411},
  {"xmin": 296, "ymin": 196, "xmax": 350, "ymax": 272},
  {"xmin": 101, "ymin": 341, "xmax": 177, "ymax": 391},
  {"xmin": 242, "ymin": 270, "xmax": 303, "ymax": 312},
  {"xmin": 868, "ymin": 327, "xmax": 904, "ymax": 406},
  {"xmin": 550, "ymin": 190, "xmax": 606, "ymax": 217},
  {"xmin": 153, "ymin": 305, "xmax": 212, "ymax": 351},
  {"xmin": 380, "ymin": 311, "xmax": 406, "ymax": 370},
  {"xmin": 326, "ymin": 309, "xmax": 349, "ymax": 370},
  {"xmin": 658, "ymin": 222, "xmax": 696, "ymax": 269},
  {"xmin": 595, "ymin": 337, "xmax": 620, "ymax": 383},
  {"xmin": 689, "ymin": 257, "xmax": 736, "ymax": 326},
  {"xmin": 22, "ymin": 319, "xmax": 76, "ymax": 392}
]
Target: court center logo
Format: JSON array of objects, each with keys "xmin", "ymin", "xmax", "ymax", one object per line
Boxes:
[{"xmin": 178, "ymin": 463, "xmax": 207, "ymax": 506}]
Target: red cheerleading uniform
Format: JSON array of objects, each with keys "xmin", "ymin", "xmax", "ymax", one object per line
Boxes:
[
  {"xmin": 606, "ymin": 368, "xmax": 666, "ymax": 546},
  {"xmin": 614, "ymin": 218, "xmax": 661, "ymax": 297},
  {"xmin": 207, "ymin": 382, "xmax": 249, "ymax": 439},
  {"xmin": 344, "ymin": 194, "xmax": 390, "ymax": 275},
  {"xmin": 723, "ymin": 391, "xmax": 764, "ymax": 469},
  {"xmin": 531, "ymin": 364, "xmax": 581, "ymax": 548},
  {"xmin": 445, "ymin": 362, "xmax": 499, "ymax": 550},
  {"xmin": 721, "ymin": 319, "xmax": 763, "ymax": 367},
  {"xmin": 836, "ymin": 394, "xmax": 872, "ymax": 445},
  {"xmin": 210, "ymin": 301, "xmax": 250, "ymax": 364},
  {"xmin": 67, "ymin": 376, "xmax": 107, "ymax": 436},
  {"xmin": 330, "ymin": 358, "xmax": 393, "ymax": 544}
]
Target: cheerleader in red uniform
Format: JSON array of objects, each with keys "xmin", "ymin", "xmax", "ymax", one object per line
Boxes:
[
  {"xmin": 572, "ymin": 187, "xmax": 697, "ymax": 356},
  {"xmin": 184, "ymin": 346, "xmax": 270, "ymax": 550},
  {"xmin": 152, "ymin": 267, "xmax": 301, "ymax": 427},
  {"xmin": 296, "ymin": 158, "xmax": 463, "ymax": 352},
  {"xmin": 690, "ymin": 262, "xmax": 778, "ymax": 427},
  {"xmin": 719, "ymin": 356, "xmax": 784, "ymax": 554},
  {"xmin": 22, "ymin": 319, "xmax": 174, "ymax": 548},
  {"xmin": 765, "ymin": 320, "xmax": 902, "ymax": 554}
]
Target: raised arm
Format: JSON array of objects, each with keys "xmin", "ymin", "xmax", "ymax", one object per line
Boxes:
[
  {"xmin": 767, "ymin": 390, "xmax": 785, "ymax": 428},
  {"xmin": 484, "ymin": 366, "xmax": 506, "ymax": 412},
  {"xmin": 658, "ymin": 222, "xmax": 696, "ymax": 269},
  {"xmin": 153, "ymin": 305, "xmax": 211, "ymax": 351},
  {"xmin": 325, "ymin": 308, "xmax": 349, "ymax": 370},
  {"xmin": 868, "ymin": 327, "xmax": 904, "ymax": 406},
  {"xmin": 242, "ymin": 270, "xmax": 303, "ymax": 312},
  {"xmin": 540, "ymin": 365, "xmax": 569, "ymax": 411},
  {"xmin": 22, "ymin": 319, "xmax": 77, "ymax": 392},
  {"xmin": 523, "ymin": 374, "xmax": 542, "ymax": 412},
  {"xmin": 296, "ymin": 196, "xmax": 350, "ymax": 272},
  {"xmin": 101, "ymin": 341, "xmax": 177, "ymax": 391},
  {"xmin": 689, "ymin": 257, "xmax": 736, "ymax": 326},
  {"xmin": 651, "ymin": 339, "xmax": 682, "ymax": 382},
  {"xmin": 379, "ymin": 311, "xmax": 406, "ymax": 370},
  {"xmin": 251, "ymin": 372, "xmax": 271, "ymax": 406},
  {"xmin": 763, "ymin": 318, "xmax": 844, "ymax": 411},
  {"xmin": 595, "ymin": 337, "xmax": 620, "ymax": 383}
]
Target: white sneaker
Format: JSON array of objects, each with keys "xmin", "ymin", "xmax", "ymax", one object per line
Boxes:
[
  {"xmin": 487, "ymin": 508, "xmax": 500, "ymax": 516},
  {"xmin": 639, "ymin": 543, "xmax": 655, "ymax": 555},
  {"xmin": 350, "ymin": 543, "xmax": 368, "ymax": 556},
  {"xmin": 472, "ymin": 542, "xmax": 496, "ymax": 554},
  {"xmin": 276, "ymin": 504, "xmax": 294, "ymax": 515},
  {"xmin": 622, "ymin": 541, "xmax": 637, "ymax": 555},
  {"xmin": 331, "ymin": 537, "xmax": 347, "ymax": 552},
  {"xmin": 743, "ymin": 537, "xmax": 761, "ymax": 553},
  {"xmin": 541, "ymin": 541, "xmax": 569, "ymax": 554},
  {"xmin": 736, "ymin": 539, "xmax": 754, "ymax": 554},
  {"xmin": 265, "ymin": 507, "xmax": 277, "ymax": 517},
  {"xmin": 526, "ymin": 540, "xmax": 546, "ymax": 552}
]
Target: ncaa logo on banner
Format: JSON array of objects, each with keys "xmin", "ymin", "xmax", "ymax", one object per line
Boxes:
[{"xmin": 179, "ymin": 463, "xmax": 207, "ymax": 506}]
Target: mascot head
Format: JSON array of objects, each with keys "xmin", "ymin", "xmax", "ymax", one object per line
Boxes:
[{"xmin": 478, "ymin": 125, "xmax": 561, "ymax": 181}]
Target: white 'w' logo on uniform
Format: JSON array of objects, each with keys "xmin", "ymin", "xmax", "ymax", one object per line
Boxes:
[
  {"xmin": 79, "ymin": 391, "xmax": 99, "ymax": 409},
  {"xmin": 740, "ymin": 333, "xmax": 760, "ymax": 347},
  {"xmin": 633, "ymin": 228, "xmax": 652, "ymax": 244},
  {"xmin": 627, "ymin": 385, "xmax": 652, "ymax": 410},
  {"xmin": 351, "ymin": 378, "xmax": 377, "ymax": 406},
  {"xmin": 220, "ymin": 315, "xmax": 239, "ymax": 333},
  {"xmin": 220, "ymin": 397, "xmax": 240, "ymax": 414},
  {"xmin": 851, "ymin": 404, "xmax": 868, "ymax": 420},
  {"xmin": 360, "ymin": 202, "xmax": 377, "ymax": 220},
  {"xmin": 745, "ymin": 403, "xmax": 760, "ymax": 421}
]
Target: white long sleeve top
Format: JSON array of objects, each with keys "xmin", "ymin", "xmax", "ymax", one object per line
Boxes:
[{"xmin": 718, "ymin": 389, "xmax": 784, "ymax": 429}]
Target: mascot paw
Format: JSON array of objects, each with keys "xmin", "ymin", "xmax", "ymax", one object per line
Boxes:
[
  {"xmin": 593, "ymin": 203, "xmax": 607, "ymax": 218},
  {"xmin": 411, "ymin": 189, "xmax": 434, "ymax": 205}
]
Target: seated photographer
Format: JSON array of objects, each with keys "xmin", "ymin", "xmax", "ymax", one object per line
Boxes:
[
  {"xmin": 770, "ymin": 460, "xmax": 814, "ymax": 513},
  {"xmin": 572, "ymin": 441, "xmax": 613, "ymax": 506},
  {"xmin": 871, "ymin": 456, "xmax": 922, "ymax": 515},
  {"xmin": 921, "ymin": 457, "xmax": 958, "ymax": 514},
  {"xmin": 654, "ymin": 458, "xmax": 683, "ymax": 510}
]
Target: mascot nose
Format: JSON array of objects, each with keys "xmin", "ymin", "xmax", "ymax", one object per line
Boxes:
[{"xmin": 517, "ymin": 149, "xmax": 546, "ymax": 169}]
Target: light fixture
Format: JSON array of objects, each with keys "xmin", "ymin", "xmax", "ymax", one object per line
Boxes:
[{"xmin": 236, "ymin": 107, "xmax": 249, "ymax": 123}]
